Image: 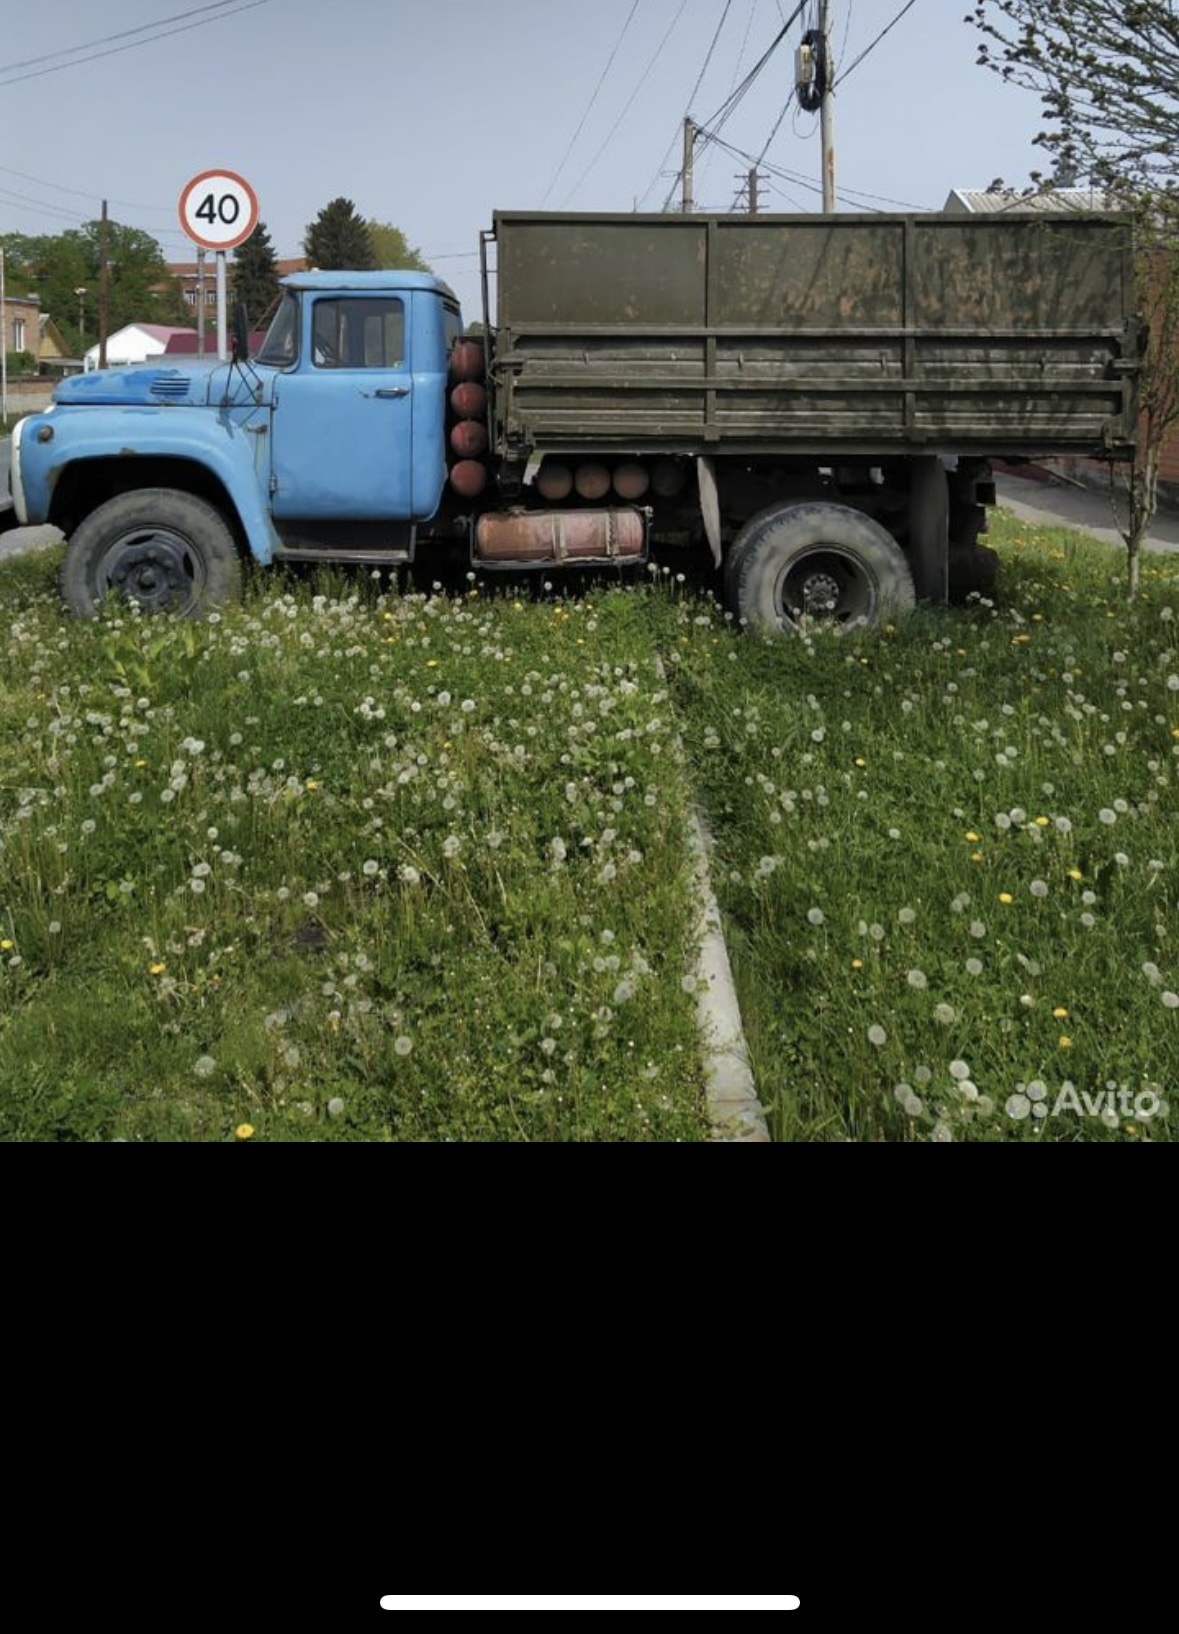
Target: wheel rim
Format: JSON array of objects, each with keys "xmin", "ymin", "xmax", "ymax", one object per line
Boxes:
[
  {"xmin": 775, "ymin": 547, "xmax": 878, "ymax": 630},
  {"xmin": 95, "ymin": 527, "xmax": 205, "ymax": 613}
]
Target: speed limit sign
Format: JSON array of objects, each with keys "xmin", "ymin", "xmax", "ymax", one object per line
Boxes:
[{"xmin": 179, "ymin": 170, "xmax": 260, "ymax": 251}]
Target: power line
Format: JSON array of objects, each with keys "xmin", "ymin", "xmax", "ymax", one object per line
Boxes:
[
  {"xmin": 637, "ymin": 0, "xmax": 736, "ymax": 209},
  {"xmin": 540, "ymin": 0, "xmax": 643, "ymax": 207},
  {"xmin": 559, "ymin": 0, "xmax": 691, "ymax": 208},
  {"xmin": 0, "ymin": 1, "xmax": 251, "ymax": 75},
  {"xmin": 837, "ymin": 0, "xmax": 919, "ymax": 85},
  {"xmin": 0, "ymin": 0, "xmax": 274, "ymax": 87}
]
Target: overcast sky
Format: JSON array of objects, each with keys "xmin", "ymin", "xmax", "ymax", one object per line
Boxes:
[{"xmin": 1, "ymin": 1, "xmax": 1049, "ymax": 316}]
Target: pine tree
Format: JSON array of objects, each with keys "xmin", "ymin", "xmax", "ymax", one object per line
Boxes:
[
  {"xmin": 303, "ymin": 198, "xmax": 375, "ymax": 271},
  {"xmin": 233, "ymin": 220, "xmax": 282, "ymax": 328}
]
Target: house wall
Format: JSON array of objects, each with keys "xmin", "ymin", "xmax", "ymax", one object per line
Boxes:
[{"xmin": 3, "ymin": 296, "xmax": 41, "ymax": 357}]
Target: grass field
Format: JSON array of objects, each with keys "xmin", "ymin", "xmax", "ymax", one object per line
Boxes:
[{"xmin": 1, "ymin": 509, "xmax": 1177, "ymax": 1142}]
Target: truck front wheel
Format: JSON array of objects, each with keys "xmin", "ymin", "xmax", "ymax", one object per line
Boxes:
[
  {"xmin": 60, "ymin": 488, "xmax": 242, "ymax": 618},
  {"xmin": 730, "ymin": 502, "xmax": 915, "ymax": 635}
]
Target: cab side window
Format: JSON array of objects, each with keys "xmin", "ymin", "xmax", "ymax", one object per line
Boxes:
[{"xmin": 312, "ymin": 299, "xmax": 405, "ymax": 370}]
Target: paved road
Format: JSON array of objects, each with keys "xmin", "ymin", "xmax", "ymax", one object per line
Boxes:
[
  {"xmin": 995, "ymin": 471, "xmax": 1179, "ymax": 555},
  {"xmin": 0, "ymin": 523, "xmax": 63, "ymax": 563}
]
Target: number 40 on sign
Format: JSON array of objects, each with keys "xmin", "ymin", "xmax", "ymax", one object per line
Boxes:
[{"xmin": 179, "ymin": 170, "xmax": 259, "ymax": 251}]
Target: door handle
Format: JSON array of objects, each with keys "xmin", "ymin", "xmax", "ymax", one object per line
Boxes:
[{"xmin": 373, "ymin": 388, "xmax": 411, "ymax": 400}]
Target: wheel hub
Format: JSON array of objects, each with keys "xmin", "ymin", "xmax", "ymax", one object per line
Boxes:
[
  {"xmin": 104, "ymin": 537, "xmax": 194, "ymax": 612},
  {"xmin": 798, "ymin": 571, "xmax": 843, "ymax": 617}
]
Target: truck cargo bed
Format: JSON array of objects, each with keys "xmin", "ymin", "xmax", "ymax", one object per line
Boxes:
[{"xmin": 487, "ymin": 211, "xmax": 1138, "ymax": 462}]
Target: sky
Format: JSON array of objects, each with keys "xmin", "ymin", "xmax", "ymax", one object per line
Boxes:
[{"xmin": 0, "ymin": 0, "xmax": 1051, "ymax": 319}]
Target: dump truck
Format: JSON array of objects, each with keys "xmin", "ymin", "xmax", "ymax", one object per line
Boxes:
[{"xmin": 1, "ymin": 209, "xmax": 1139, "ymax": 631}]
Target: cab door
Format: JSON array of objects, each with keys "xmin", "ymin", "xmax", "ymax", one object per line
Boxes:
[{"xmin": 270, "ymin": 294, "xmax": 414, "ymax": 521}]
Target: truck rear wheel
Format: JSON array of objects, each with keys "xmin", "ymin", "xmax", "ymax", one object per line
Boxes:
[
  {"xmin": 730, "ymin": 502, "xmax": 915, "ymax": 634},
  {"xmin": 60, "ymin": 488, "xmax": 242, "ymax": 618}
]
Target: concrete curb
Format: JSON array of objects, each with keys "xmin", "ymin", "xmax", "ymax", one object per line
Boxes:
[{"xmin": 686, "ymin": 808, "xmax": 771, "ymax": 1144}]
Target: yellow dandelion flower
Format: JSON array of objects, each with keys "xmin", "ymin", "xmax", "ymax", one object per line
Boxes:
[
  {"xmin": 1034, "ymin": 817, "xmax": 1050, "ymax": 828},
  {"xmin": 1059, "ymin": 1037, "xmax": 1074, "ymax": 1051},
  {"xmin": 1067, "ymin": 869, "xmax": 1084, "ymax": 882},
  {"xmin": 999, "ymin": 893, "xmax": 1014, "ymax": 905},
  {"xmin": 966, "ymin": 832, "xmax": 981, "ymax": 843},
  {"xmin": 306, "ymin": 780, "xmax": 320, "ymax": 792},
  {"xmin": 0, "ymin": 938, "xmax": 13, "ymax": 951},
  {"xmin": 235, "ymin": 1124, "xmax": 256, "ymax": 1141},
  {"xmin": 149, "ymin": 962, "xmax": 167, "ymax": 976},
  {"xmin": 971, "ymin": 852, "xmax": 985, "ymax": 863},
  {"xmin": 855, "ymin": 758, "xmax": 868, "ymax": 769},
  {"xmin": 1053, "ymin": 1008, "xmax": 1070, "ymax": 1021},
  {"xmin": 852, "ymin": 959, "xmax": 864, "ymax": 971}
]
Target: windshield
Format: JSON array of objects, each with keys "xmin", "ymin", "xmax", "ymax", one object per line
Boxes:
[{"xmin": 256, "ymin": 292, "xmax": 299, "ymax": 367}]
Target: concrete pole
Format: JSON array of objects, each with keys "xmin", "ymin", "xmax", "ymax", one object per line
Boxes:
[
  {"xmin": 98, "ymin": 199, "xmax": 110, "ymax": 370},
  {"xmin": 197, "ymin": 248, "xmax": 207, "ymax": 357},
  {"xmin": 682, "ymin": 118, "xmax": 697, "ymax": 214},
  {"xmin": 820, "ymin": 0, "xmax": 837, "ymax": 213}
]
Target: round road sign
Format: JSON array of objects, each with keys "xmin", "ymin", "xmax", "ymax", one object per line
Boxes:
[{"xmin": 179, "ymin": 170, "xmax": 260, "ymax": 251}]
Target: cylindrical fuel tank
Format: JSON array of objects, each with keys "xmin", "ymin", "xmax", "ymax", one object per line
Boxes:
[
  {"xmin": 475, "ymin": 509, "xmax": 647, "ymax": 566},
  {"xmin": 451, "ymin": 419, "xmax": 489, "ymax": 459},
  {"xmin": 613, "ymin": 462, "xmax": 651, "ymax": 501},
  {"xmin": 450, "ymin": 460, "xmax": 489, "ymax": 499},
  {"xmin": 449, "ymin": 339, "xmax": 486, "ymax": 383},
  {"xmin": 537, "ymin": 463, "xmax": 575, "ymax": 502},
  {"xmin": 450, "ymin": 382, "xmax": 488, "ymax": 420},
  {"xmin": 651, "ymin": 459, "xmax": 687, "ymax": 498},
  {"xmin": 574, "ymin": 463, "xmax": 612, "ymax": 502}
]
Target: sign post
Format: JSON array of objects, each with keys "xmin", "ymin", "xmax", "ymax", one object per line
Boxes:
[{"xmin": 178, "ymin": 170, "xmax": 260, "ymax": 360}]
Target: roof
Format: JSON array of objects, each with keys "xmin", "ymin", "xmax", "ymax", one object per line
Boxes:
[
  {"xmin": 166, "ymin": 257, "xmax": 308, "ymax": 278},
  {"xmin": 945, "ymin": 188, "xmax": 1111, "ymax": 214},
  {"xmin": 136, "ymin": 324, "xmax": 198, "ymax": 342},
  {"xmin": 164, "ymin": 330, "xmax": 267, "ymax": 355},
  {"xmin": 282, "ymin": 270, "xmax": 457, "ymax": 300}
]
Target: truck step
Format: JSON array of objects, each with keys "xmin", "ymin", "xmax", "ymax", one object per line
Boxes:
[{"xmin": 272, "ymin": 547, "xmax": 413, "ymax": 567}]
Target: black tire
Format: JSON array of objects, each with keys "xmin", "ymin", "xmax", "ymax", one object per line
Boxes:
[
  {"xmin": 60, "ymin": 488, "xmax": 243, "ymax": 618},
  {"xmin": 732, "ymin": 502, "xmax": 915, "ymax": 634}
]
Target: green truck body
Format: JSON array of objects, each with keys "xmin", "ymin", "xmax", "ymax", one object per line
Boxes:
[{"xmin": 488, "ymin": 210, "xmax": 1138, "ymax": 462}]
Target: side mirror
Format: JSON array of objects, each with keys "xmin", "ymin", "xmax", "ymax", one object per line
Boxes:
[{"xmin": 232, "ymin": 304, "xmax": 251, "ymax": 364}]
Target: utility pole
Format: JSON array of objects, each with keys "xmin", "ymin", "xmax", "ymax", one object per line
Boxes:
[
  {"xmin": 682, "ymin": 117, "xmax": 697, "ymax": 214},
  {"xmin": 98, "ymin": 199, "xmax": 110, "ymax": 370},
  {"xmin": 1, "ymin": 248, "xmax": 8, "ymax": 425},
  {"xmin": 749, "ymin": 168, "xmax": 762, "ymax": 216},
  {"xmin": 819, "ymin": 0, "xmax": 837, "ymax": 213}
]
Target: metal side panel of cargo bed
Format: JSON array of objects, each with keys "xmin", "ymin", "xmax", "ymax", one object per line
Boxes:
[{"xmin": 488, "ymin": 211, "xmax": 1138, "ymax": 461}]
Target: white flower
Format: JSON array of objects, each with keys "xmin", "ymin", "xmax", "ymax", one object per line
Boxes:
[
  {"xmin": 907, "ymin": 970, "xmax": 928, "ymax": 990},
  {"xmin": 193, "ymin": 1056, "xmax": 216, "ymax": 1079},
  {"xmin": 867, "ymin": 1025, "xmax": 888, "ymax": 1047},
  {"xmin": 394, "ymin": 1036, "xmax": 414, "ymax": 1057},
  {"xmin": 807, "ymin": 908, "xmax": 826, "ymax": 927}
]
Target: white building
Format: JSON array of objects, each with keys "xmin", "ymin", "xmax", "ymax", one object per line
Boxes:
[{"xmin": 83, "ymin": 324, "xmax": 195, "ymax": 372}]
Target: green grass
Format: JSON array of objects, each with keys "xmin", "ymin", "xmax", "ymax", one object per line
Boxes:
[
  {"xmin": 3, "ymin": 511, "xmax": 1178, "ymax": 1143},
  {"xmin": 0, "ymin": 554, "xmax": 710, "ymax": 1142},
  {"xmin": 660, "ymin": 514, "xmax": 1179, "ymax": 1143}
]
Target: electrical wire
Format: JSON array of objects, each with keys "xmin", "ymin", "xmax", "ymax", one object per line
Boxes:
[
  {"xmin": 559, "ymin": 0, "xmax": 691, "ymax": 208},
  {"xmin": 0, "ymin": 0, "xmax": 274, "ymax": 87},
  {"xmin": 837, "ymin": 0, "xmax": 919, "ymax": 85},
  {"xmin": 636, "ymin": 0, "xmax": 736, "ymax": 209},
  {"xmin": 540, "ymin": 0, "xmax": 643, "ymax": 206}
]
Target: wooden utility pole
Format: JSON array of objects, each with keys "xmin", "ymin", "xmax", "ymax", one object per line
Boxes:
[
  {"xmin": 98, "ymin": 199, "xmax": 111, "ymax": 369},
  {"xmin": 820, "ymin": 0, "xmax": 837, "ymax": 213}
]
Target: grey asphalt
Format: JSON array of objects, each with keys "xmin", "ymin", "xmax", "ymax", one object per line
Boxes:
[{"xmin": 995, "ymin": 471, "xmax": 1179, "ymax": 555}]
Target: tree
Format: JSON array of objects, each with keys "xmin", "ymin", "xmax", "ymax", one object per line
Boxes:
[
  {"xmin": 0, "ymin": 220, "xmax": 182, "ymax": 355},
  {"xmin": 233, "ymin": 220, "xmax": 282, "ymax": 327},
  {"xmin": 367, "ymin": 221, "xmax": 431, "ymax": 272},
  {"xmin": 969, "ymin": 3, "xmax": 1179, "ymax": 596},
  {"xmin": 303, "ymin": 198, "xmax": 375, "ymax": 271}
]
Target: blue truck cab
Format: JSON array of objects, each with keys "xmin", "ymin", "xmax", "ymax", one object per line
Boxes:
[{"xmin": 3, "ymin": 270, "xmax": 463, "ymax": 614}]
